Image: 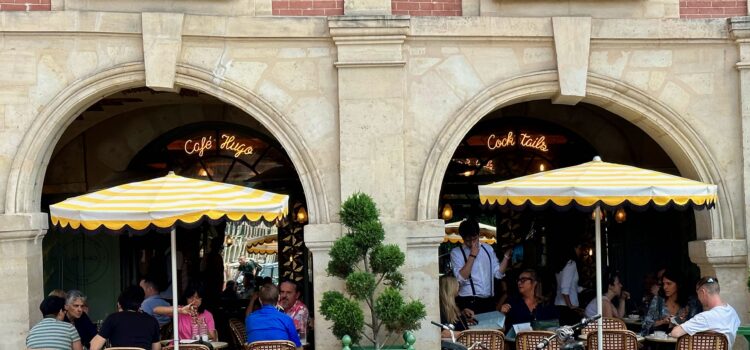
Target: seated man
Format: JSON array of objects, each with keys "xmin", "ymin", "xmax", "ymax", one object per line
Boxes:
[
  {"xmin": 279, "ymin": 280, "xmax": 309, "ymax": 338},
  {"xmin": 27, "ymin": 296, "xmax": 83, "ymax": 350},
  {"xmin": 140, "ymin": 277, "xmax": 172, "ymax": 326},
  {"xmin": 246, "ymin": 284, "xmax": 302, "ymax": 348},
  {"xmin": 670, "ymin": 276, "xmax": 740, "ymax": 347},
  {"xmin": 89, "ymin": 285, "xmax": 161, "ymax": 350},
  {"xmin": 64, "ymin": 290, "xmax": 98, "ymax": 349}
]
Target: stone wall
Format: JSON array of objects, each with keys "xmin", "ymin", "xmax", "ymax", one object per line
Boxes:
[{"xmin": 0, "ymin": 9, "xmax": 749, "ymax": 350}]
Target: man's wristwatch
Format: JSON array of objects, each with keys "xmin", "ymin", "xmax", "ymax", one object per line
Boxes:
[{"xmin": 469, "ymin": 254, "xmax": 477, "ymax": 258}]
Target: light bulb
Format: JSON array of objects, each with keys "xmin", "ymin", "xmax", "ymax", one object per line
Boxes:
[
  {"xmin": 441, "ymin": 204, "xmax": 453, "ymax": 221},
  {"xmin": 296, "ymin": 207, "xmax": 308, "ymax": 223}
]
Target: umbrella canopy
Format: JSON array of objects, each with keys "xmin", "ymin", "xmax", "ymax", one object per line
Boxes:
[
  {"xmin": 477, "ymin": 156, "xmax": 717, "ymax": 350},
  {"xmin": 445, "ymin": 221, "xmax": 496, "ymax": 238},
  {"xmin": 479, "ymin": 156, "xmax": 717, "ymax": 210},
  {"xmin": 49, "ymin": 172, "xmax": 289, "ymax": 349},
  {"xmin": 246, "ymin": 233, "xmax": 278, "ymax": 255},
  {"xmin": 50, "ymin": 172, "xmax": 289, "ymax": 232},
  {"xmin": 443, "ymin": 232, "xmax": 496, "ymax": 245}
]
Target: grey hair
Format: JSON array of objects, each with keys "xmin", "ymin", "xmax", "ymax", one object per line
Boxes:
[{"xmin": 65, "ymin": 290, "xmax": 86, "ymax": 305}]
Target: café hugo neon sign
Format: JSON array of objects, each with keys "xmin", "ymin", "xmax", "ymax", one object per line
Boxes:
[
  {"xmin": 184, "ymin": 134, "xmax": 253, "ymax": 158},
  {"xmin": 487, "ymin": 131, "xmax": 549, "ymax": 152}
]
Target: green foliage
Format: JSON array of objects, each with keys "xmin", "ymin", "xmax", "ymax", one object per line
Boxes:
[
  {"xmin": 370, "ymin": 244, "xmax": 405, "ymax": 275},
  {"xmin": 339, "ymin": 192, "xmax": 380, "ymax": 228},
  {"xmin": 346, "ymin": 272, "xmax": 376, "ymax": 301},
  {"xmin": 320, "ymin": 291, "xmax": 365, "ymax": 344},
  {"xmin": 326, "ymin": 236, "xmax": 359, "ymax": 278},
  {"xmin": 320, "ymin": 193, "xmax": 426, "ymax": 350},
  {"xmin": 351, "ymin": 219, "xmax": 385, "ymax": 253},
  {"xmin": 374, "ymin": 287, "xmax": 405, "ymax": 325}
]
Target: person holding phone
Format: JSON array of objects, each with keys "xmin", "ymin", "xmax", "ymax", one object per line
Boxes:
[{"xmin": 450, "ymin": 218, "xmax": 512, "ymax": 314}]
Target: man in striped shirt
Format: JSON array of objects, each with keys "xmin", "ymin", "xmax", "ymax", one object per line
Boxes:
[{"xmin": 26, "ymin": 296, "xmax": 83, "ymax": 350}]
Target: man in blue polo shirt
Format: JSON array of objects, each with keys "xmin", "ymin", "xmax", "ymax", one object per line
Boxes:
[{"xmin": 246, "ymin": 283, "xmax": 301, "ymax": 348}]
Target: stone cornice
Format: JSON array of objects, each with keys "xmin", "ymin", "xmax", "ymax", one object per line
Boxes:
[
  {"xmin": 688, "ymin": 239, "xmax": 748, "ymax": 266},
  {"xmin": 329, "ymin": 15, "xmax": 409, "ymax": 68},
  {"xmin": 729, "ymin": 16, "xmax": 750, "ymax": 41},
  {"xmin": 0, "ymin": 213, "xmax": 49, "ymax": 243}
]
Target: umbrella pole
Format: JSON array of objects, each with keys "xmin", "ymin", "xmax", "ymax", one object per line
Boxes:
[
  {"xmin": 171, "ymin": 226, "xmax": 180, "ymax": 350},
  {"xmin": 595, "ymin": 205, "xmax": 603, "ymax": 350}
]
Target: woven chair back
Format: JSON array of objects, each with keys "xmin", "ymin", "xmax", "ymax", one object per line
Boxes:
[
  {"xmin": 676, "ymin": 331, "xmax": 729, "ymax": 350},
  {"xmin": 585, "ymin": 329, "xmax": 639, "ymax": 350},
  {"xmin": 229, "ymin": 318, "xmax": 248, "ymax": 346},
  {"xmin": 516, "ymin": 330, "xmax": 562, "ymax": 350},
  {"xmin": 580, "ymin": 317, "xmax": 626, "ymax": 336},
  {"xmin": 456, "ymin": 329, "xmax": 505, "ymax": 350},
  {"xmin": 244, "ymin": 340, "xmax": 297, "ymax": 350}
]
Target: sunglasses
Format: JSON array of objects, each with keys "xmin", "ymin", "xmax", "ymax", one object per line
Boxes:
[{"xmin": 517, "ymin": 277, "xmax": 534, "ymax": 283}]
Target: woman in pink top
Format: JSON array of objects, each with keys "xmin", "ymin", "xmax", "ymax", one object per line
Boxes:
[{"xmin": 155, "ymin": 282, "xmax": 217, "ymax": 341}]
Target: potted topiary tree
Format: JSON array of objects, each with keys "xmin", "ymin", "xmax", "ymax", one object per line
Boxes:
[{"xmin": 319, "ymin": 192, "xmax": 426, "ymax": 350}]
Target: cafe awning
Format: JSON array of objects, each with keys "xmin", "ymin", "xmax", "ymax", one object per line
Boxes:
[
  {"xmin": 50, "ymin": 172, "xmax": 288, "ymax": 232},
  {"xmin": 479, "ymin": 157, "xmax": 717, "ymax": 209}
]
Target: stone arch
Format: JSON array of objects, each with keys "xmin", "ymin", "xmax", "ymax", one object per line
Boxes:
[
  {"xmin": 6, "ymin": 62, "xmax": 331, "ymax": 224},
  {"xmin": 417, "ymin": 70, "xmax": 731, "ymax": 241}
]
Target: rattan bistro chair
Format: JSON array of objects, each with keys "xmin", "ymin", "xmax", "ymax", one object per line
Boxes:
[
  {"xmin": 229, "ymin": 318, "xmax": 248, "ymax": 348},
  {"xmin": 516, "ymin": 330, "xmax": 562, "ymax": 350},
  {"xmin": 456, "ymin": 329, "xmax": 505, "ymax": 350},
  {"xmin": 676, "ymin": 331, "xmax": 729, "ymax": 350},
  {"xmin": 585, "ymin": 329, "xmax": 639, "ymax": 350},
  {"xmin": 244, "ymin": 340, "xmax": 297, "ymax": 350},
  {"xmin": 162, "ymin": 344, "xmax": 211, "ymax": 350},
  {"xmin": 580, "ymin": 317, "xmax": 626, "ymax": 336}
]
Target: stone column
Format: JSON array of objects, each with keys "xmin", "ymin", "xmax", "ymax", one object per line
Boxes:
[
  {"xmin": 404, "ymin": 220, "xmax": 444, "ymax": 350},
  {"xmin": 305, "ymin": 223, "xmax": 343, "ymax": 350},
  {"xmin": 0, "ymin": 213, "xmax": 49, "ymax": 350}
]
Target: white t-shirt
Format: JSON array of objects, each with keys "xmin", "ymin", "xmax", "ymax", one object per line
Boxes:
[
  {"xmin": 555, "ymin": 260, "xmax": 581, "ymax": 307},
  {"xmin": 680, "ymin": 304, "xmax": 740, "ymax": 347}
]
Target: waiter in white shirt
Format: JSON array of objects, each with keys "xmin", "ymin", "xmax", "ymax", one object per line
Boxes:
[{"xmin": 450, "ymin": 218, "xmax": 512, "ymax": 314}]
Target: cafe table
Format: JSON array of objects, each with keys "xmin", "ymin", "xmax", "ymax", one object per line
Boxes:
[{"xmin": 644, "ymin": 334, "xmax": 677, "ymax": 350}]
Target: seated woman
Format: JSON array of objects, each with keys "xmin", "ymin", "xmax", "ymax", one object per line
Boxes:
[
  {"xmin": 154, "ymin": 282, "xmax": 218, "ymax": 341},
  {"xmin": 500, "ymin": 269, "xmax": 559, "ymax": 328},
  {"xmin": 640, "ymin": 269, "xmax": 700, "ymax": 335},
  {"xmin": 439, "ymin": 275, "xmax": 475, "ymax": 338},
  {"xmin": 584, "ymin": 270, "xmax": 630, "ymax": 318}
]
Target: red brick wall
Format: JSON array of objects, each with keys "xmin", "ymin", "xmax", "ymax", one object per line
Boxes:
[
  {"xmin": 392, "ymin": 0, "xmax": 461, "ymax": 16},
  {"xmin": 680, "ymin": 0, "xmax": 747, "ymax": 18},
  {"xmin": 0, "ymin": 0, "xmax": 50, "ymax": 11},
  {"xmin": 273, "ymin": 0, "xmax": 461, "ymax": 16},
  {"xmin": 273, "ymin": 0, "xmax": 344, "ymax": 15}
]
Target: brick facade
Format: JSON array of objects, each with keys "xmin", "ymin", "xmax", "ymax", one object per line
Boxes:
[
  {"xmin": 0, "ymin": 0, "xmax": 50, "ymax": 11},
  {"xmin": 392, "ymin": 0, "xmax": 461, "ymax": 16},
  {"xmin": 273, "ymin": 0, "xmax": 343, "ymax": 16},
  {"xmin": 680, "ymin": 0, "xmax": 747, "ymax": 18}
]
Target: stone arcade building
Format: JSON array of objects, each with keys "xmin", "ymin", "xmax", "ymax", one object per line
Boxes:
[{"xmin": 1, "ymin": 0, "xmax": 750, "ymax": 349}]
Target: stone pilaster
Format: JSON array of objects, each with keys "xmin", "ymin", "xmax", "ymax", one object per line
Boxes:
[
  {"xmin": 304, "ymin": 223, "xmax": 343, "ymax": 350},
  {"xmin": 0, "ymin": 213, "xmax": 48, "ymax": 350},
  {"xmin": 330, "ymin": 16, "xmax": 409, "ymax": 220},
  {"xmin": 404, "ymin": 220, "xmax": 444, "ymax": 350}
]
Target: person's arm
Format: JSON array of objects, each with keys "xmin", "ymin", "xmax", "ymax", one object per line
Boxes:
[
  {"xmin": 151, "ymin": 342, "xmax": 162, "ymax": 350},
  {"xmin": 154, "ymin": 303, "xmax": 194, "ymax": 316},
  {"xmin": 245, "ymin": 294, "xmax": 258, "ymax": 317},
  {"xmin": 450, "ymin": 248, "xmax": 470, "ymax": 282},
  {"xmin": 205, "ymin": 311, "xmax": 218, "ymax": 341},
  {"xmin": 72, "ymin": 340, "xmax": 83, "ymax": 350},
  {"xmin": 616, "ymin": 291, "xmax": 629, "ymax": 318},
  {"xmin": 669, "ymin": 325, "xmax": 687, "ymax": 338},
  {"xmin": 457, "ymin": 243, "xmax": 479, "ymax": 280},
  {"xmin": 88, "ymin": 335, "xmax": 106, "ymax": 350},
  {"xmin": 497, "ymin": 249, "xmax": 512, "ymax": 275}
]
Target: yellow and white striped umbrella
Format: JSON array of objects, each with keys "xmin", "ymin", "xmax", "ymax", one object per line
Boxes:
[
  {"xmin": 50, "ymin": 172, "xmax": 289, "ymax": 231},
  {"xmin": 479, "ymin": 156, "xmax": 717, "ymax": 209}
]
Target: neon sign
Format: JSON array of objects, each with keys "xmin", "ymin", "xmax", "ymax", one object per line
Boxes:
[
  {"xmin": 487, "ymin": 131, "xmax": 549, "ymax": 152},
  {"xmin": 184, "ymin": 134, "xmax": 254, "ymax": 158}
]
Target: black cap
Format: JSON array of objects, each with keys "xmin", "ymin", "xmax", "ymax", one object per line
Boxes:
[{"xmin": 40, "ymin": 296, "xmax": 66, "ymax": 316}]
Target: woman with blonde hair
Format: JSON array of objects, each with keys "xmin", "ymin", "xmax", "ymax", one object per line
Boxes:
[{"xmin": 439, "ymin": 275, "xmax": 474, "ymax": 338}]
